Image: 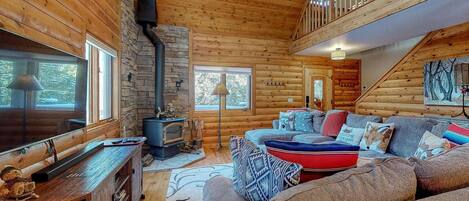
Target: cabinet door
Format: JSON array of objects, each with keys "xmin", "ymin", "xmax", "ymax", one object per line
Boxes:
[{"xmin": 131, "ymin": 147, "xmax": 143, "ymax": 201}]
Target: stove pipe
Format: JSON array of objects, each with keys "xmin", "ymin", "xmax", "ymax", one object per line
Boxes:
[{"xmin": 136, "ymin": 0, "xmax": 165, "ymax": 112}]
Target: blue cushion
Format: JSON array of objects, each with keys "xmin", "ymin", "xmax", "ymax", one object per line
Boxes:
[
  {"xmin": 294, "ymin": 112, "xmax": 313, "ymax": 132},
  {"xmin": 230, "ymin": 137, "xmax": 302, "ymax": 201},
  {"xmin": 245, "ymin": 129, "xmax": 308, "ymax": 146},
  {"xmin": 292, "ymin": 134, "xmax": 334, "ymax": 144}
]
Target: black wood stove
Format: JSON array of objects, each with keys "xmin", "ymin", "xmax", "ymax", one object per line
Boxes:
[{"xmin": 143, "ymin": 117, "xmax": 185, "ymax": 160}]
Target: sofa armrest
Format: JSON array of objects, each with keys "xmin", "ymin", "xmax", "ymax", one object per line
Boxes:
[{"xmin": 273, "ymin": 119, "xmax": 280, "ymax": 129}]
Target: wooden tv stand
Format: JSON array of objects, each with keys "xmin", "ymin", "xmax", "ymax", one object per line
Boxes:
[{"xmin": 34, "ymin": 142, "xmax": 144, "ymax": 201}]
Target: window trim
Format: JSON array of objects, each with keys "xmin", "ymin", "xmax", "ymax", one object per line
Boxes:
[{"xmin": 193, "ymin": 65, "xmax": 254, "ymax": 115}]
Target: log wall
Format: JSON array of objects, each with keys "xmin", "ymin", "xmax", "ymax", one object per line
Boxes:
[
  {"xmin": 0, "ymin": 0, "xmax": 121, "ymax": 172},
  {"xmin": 356, "ymin": 22, "xmax": 469, "ymax": 118},
  {"xmin": 190, "ymin": 34, "xmax": 360, "ymax": 146},
  {"xmin": 157, "ymin": 0, "xmax": 361, "ymax": 146}
]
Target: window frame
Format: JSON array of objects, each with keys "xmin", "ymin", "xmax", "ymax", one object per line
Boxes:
[
  {"xmin": 85, "ymin": 34, "xmax": 119, "ymax": 125},
  {"xmin": 193, "ymin": 65, "xmax": 254, "ymax": 115}
]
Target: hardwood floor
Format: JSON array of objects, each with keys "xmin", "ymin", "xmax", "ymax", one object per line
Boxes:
[{"xmin": 142, "ymin": 147, "xmax": 232, "ymax": 201}]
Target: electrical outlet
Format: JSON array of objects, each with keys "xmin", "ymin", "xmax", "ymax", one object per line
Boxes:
[{"xmin": 288, "ymin": 97, "xmax": 294, "ymax": 103}]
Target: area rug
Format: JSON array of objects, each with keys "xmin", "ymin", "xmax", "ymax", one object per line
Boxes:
[
  {"xmin": 143, "ymin": 149, "xmax": 205, "ymax": 172},
  {"xmin": 166, "ymin": 163, "xmax": 233, "ymax": 201}
]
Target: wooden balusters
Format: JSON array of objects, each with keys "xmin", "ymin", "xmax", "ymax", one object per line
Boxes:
[{"xmin": 292, "ymin": 0, "xmax": 374, "ymax": 40}]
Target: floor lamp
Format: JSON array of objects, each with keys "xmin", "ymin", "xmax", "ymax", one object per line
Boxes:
[
  {"xmin": 8, "ymin": 74, "xmax": 44, "ymax": 142},
  {"xmin": 212, "ymin": 83, "xmax": 229, "ymax": 150},
  {"xmin": 454, "ymin": 63, "xmax": 469, "ymax": 119}
]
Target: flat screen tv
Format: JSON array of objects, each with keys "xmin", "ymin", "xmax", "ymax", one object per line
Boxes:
[{"xmin": 0, "ymin": 29, "xmax": 88, "ymax": 154}]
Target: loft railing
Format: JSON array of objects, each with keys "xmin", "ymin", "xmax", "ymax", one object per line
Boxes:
[{"xmin": 292, "ymin": 0, "xmax": 373, "ymax": 40}]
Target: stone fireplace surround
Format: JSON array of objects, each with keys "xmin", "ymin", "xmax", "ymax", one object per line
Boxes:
[
  {"xmin": 120, "ymin": 0, "xmax": 190, "ymax": 139},
  {"xmin": 136, "ymin": 25, "xmax": 190, "ymax": 136}
]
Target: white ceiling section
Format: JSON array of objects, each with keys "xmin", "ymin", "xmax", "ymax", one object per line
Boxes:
[{"xmin": 296, "ymin": 0, "xmax": 469, "ymax": 56}]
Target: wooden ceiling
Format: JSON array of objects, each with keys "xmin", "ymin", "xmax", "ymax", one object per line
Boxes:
[{"xmin": 157, "ymin": 0, "xmax": 305, "ymax": 40}]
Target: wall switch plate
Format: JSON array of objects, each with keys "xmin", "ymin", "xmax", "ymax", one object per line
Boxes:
[{"xmin": 288, "ymin": 97, "xmax": 294, "ymax": 103}]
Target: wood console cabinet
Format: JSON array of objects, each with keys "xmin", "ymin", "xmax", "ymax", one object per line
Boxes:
[{"xmin": 34, "ymin": 143, "xmax": 143, "ymax": 201}]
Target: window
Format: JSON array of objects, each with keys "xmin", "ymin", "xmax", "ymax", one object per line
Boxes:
[
  {"xmin": 98, "ymin": 50, "xmax": 112, "ymax": 120},
  {"xmin": 194, "ymin": 66, "xmax": 252, "ymax": 111},
  {"xmin": 86, "ymin": 35, "xmax": 117, "ymax": 122},
  {"xmin": 311, "ymin": 77, "xmax": 325, "ymax": 110}
]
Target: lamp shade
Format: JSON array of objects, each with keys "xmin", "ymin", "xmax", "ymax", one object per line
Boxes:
[
  {"xmin": 211, "ymin": 83, "xmax": 229, "ymax": 96},
  {"xmin": 455, "ymin": 63, "xmax": 469, "ymax": 86},
  {"xmin": 331, "ymin": 48, "xmax": 346, "ymax": 60},
  {"xmin": 7, "ymin": 74, "xmax": 44, "ymax": 91}
]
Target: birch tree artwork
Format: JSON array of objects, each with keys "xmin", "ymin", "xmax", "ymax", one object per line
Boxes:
[{"xmin": 424, "ymin": 56, "xmax": 469, "ymax": 106}]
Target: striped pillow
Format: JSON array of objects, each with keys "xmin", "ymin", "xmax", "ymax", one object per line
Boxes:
[
  {"xmin": 265, "ymin": 140, "xmax": 359, "ymax": 182},
  {"xmin": 443, "ymin": 124, "xmax": 469, "ymax": 147}
]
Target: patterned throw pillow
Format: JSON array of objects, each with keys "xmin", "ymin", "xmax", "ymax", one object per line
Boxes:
[
  {"xmin": 336, "ymin": 124, "xmax": 365, "ymax": 146},
  {"xmin": 443, "ymin": 123, "xmax": 469, "ymax": 147},
  {"xmin": 230, "ymin": 137, "xmax": 302, "ymax": 201},
  {"xmin": 321, "ymin": 110, "xmax": 348, "ymax": 137},
  {"xmin": 294, "ymin": 112, "xmax": 313, "ymax": 132},
  {"xmin": 279, "ymin": 112, "xmax": 295, "ymax": 131},
  {"xmin": 359, "ymin": 122, "xmax": 395, "ymax": 154},
  {"xmin": 414, "ymin": 131, "xmax": 451, "ymax": 160}
]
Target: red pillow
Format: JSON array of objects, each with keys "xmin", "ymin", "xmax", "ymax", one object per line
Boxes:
[{"xmin": 321, "ymin": 111, "xmax": 348, "ymax": 137}]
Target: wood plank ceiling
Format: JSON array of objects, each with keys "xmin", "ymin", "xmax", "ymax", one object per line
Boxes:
[{"xmin": 157, "ymin": 0, "xmax": 305, "ymax": 40}]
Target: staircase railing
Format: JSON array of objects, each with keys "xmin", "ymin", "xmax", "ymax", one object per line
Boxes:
[{"xmin": 292, "ymin": 0, "xmax": 373, "ymax": 40}]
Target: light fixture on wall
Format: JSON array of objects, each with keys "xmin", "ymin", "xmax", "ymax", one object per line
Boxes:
[{"xmin": 331, "ymin": 48, "xmax": 346, "ymax": 60}]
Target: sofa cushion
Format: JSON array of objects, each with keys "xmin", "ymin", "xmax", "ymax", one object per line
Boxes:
[
  {"xmin": 321, "ymin": 110, "xmax": 348, "ymax": 137},
  {"xmin": 311, "ymin": 110, "xmax": 326, "ymax": 133},
  {"xmin": 292, "ymin": 134, "xmax": 334, "ymax": 144},
  {"xmin": 336, "ymin": 124, "xmax": 365, "ymax": 146},
  {"xmin": 279, "ymin": 112, "xmax": 295, "ymax": 131},
  {"xmin": 414, "ymin": 131, "xmax": 451, "ymax": 160},
  {"xmin": 294, "ymin": 112, "xmax": 314, "ymax": 132},
  {"xmin": 265, "ymin": 141, "xmax": 359, "ymax": 183},
  {"xmin": 272, "ymin": 157, "xmax": 417, "ymax": 201},
  {"xmin": 385, "ymin": 116, "xmax": 438, "ymax": 157},
  {"xmin": 346, "ymin": 113, "xmax": 382, "ymax": 128},
  {"xmin": 443, "ymin": 123, "xmax": 469, "ymax": 146},
  {"xmin": 230, "ymin": 136, "xmax": 302, "ymax": 201},
  {"xmin": 409, "ymin": 143, "xmax": 469, "ymax": 197},
  {"xmin": 203, "ymin": 176, "xmax": 246, "ymax": 201},
  {"xmin": 417, "ymin": 187, "xmax": 469, "ymax": 201},
  {"xmin": 245, "ymin": 129, "xmax": 308, "ymax": 146},
  {"xmin": 359, "ymin": 122, "xmax": 395, "ymax": 154}
]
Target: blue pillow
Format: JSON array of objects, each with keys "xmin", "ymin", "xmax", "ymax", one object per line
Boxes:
[
  {"xmin": 230, "ymin": 137, "xmax": 302, "ymax": 201},
  {"xmin": 279, "ymin": 112, "xmax": 295, "ymax": 131},
  {"xmin": 294, "ymin": 112, "xmax": 314, "ymax": 132}
]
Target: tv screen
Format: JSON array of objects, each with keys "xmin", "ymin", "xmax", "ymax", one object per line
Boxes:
[{"xmin": 0, "ymin": 29, "xmax": 88, "ymax": 153}]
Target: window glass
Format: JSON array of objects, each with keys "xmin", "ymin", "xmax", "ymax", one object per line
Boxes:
[
  {"xmin": 36, "ymin": 63, "xmax": 78, "ymax": 109},
  {"xmin": 313, "ymin": 79, "xmax": 323, "ymax": 101},
  {"xmin": 194, "ymin": 71, "xmax": 221, "ymax": 111},
  {"xmin": 194, "ymin": 66, "xmax": 252, "ymax": 111},
  {"xmin": 0, "ymin": 60, "xmax": 14, "ymax": 107},
  {"xmin": 226, "ymin": 73, "xmax": 250, "ymax": 110},
  {"xmin": 98, "ymin": 50, "xmax": 112, "ymax": 120}
]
